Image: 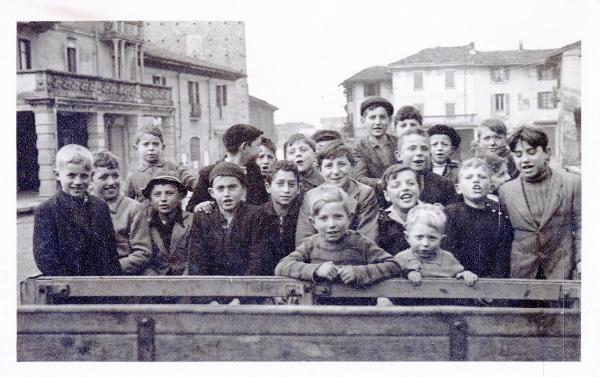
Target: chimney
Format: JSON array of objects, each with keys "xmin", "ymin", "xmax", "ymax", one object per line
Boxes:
[{"xmin": 519, "ymin": 40, "xmax": 523, "ymax": 50}]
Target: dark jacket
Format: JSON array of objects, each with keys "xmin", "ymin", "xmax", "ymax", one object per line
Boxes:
[
  {"xmin": 353, "ymin": 134, "xmax": 398, "ymax": 188},
  {"xmin": 259, "ymin": 196, "xmax": 302, "ymax": 273},
  {"xmin": 33, "ymin": 191, "xmax": 122, "ymax": 276},
  {"xmin": 147, "ymin": 208, "xmax": 194, "ymax": 276},
  {"xmin": 419, "ymin": 170, "xmax": 461, "ymax": 206},
  {"xmin": 376, "ymin": 208, "xmax": 411, "ymax": 254},
  {"xmin": 185, "ymin": 161, "xmax": 268, "ymax": 212},
  {"xmin": 187, "ymin": 202, "xmax": 275, "ymax": 276}
]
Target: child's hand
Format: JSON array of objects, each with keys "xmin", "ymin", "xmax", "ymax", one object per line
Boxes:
[
  {"xmin": 457, "ymin": 271, "xmax": 478, "ymax": 286},
  {"xmin": 315, "ymin": 261, "xmax": 338, "ymax": 281},
  {"xmin": 228, "ymin": 298, "xmax": 241, "ymax": 305},
  {"xmin": 407, "ymin": 271, "xmax": 422, "ymax": 286},
  {"xmin": 194, "ymin": 201, "xmax": 214, "ymax": 213},
  {"xmin": 337, "ymin": 266, "xmax": 357, "ymax": 284}
]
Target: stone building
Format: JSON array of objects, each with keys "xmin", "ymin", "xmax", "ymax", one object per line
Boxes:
[{"xmin": 249, "ymin": 95, "xmax": 278, "ymax": 145}]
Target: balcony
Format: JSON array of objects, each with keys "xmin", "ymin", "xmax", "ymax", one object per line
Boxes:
[
  {"xmin": 99, "ymin": 21, "xmax": 143, "ymax": 43},
  {"xmin": 17, "ymin": 70, "xmax": 173, "ymax": 108},
  {"xmin": 422, "ymin": 114, "xmax": 477, "ymax": 126}
]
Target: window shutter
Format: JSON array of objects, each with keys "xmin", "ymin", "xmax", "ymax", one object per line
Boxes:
[
  {"xmin": 537, "ymin": 92, "xmax": 542, "ymax": 109},
  {"xmin": 223, "ymin": 86, "xmax": 227, "ymax": 106},
  {"xmin": 188, "ymin": 81, "xmax": 194, "ymax": 104},
  {"xmin": 491, "ymin": 94, "xmax": 495, "ymax": 115},
  {"xmin": 490, "ymin": 69, "xmax": 495, "ymax": 82},
  {"xmin": 216, "ymin": 86, "xmax": 221, "ymax": 107},
  {"xmin": 505, "ymin": 94, "xmax": 510, "ymax": 115},
  {"xmin": 505, "ymin": 69, "xmax": 510, "ymax": 81}
]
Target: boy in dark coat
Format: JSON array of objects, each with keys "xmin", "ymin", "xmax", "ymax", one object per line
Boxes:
[{"xmin": 33, "ymin": 144, "xmax": 122, "ymax": 276}]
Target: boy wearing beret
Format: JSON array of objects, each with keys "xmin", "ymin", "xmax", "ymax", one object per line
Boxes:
[
  {"xmin": 187, "ymin": 162, "xmax": 276, "ymax": 304},
  {"xmin": 186, "ymin": 123, "xmax": 269, "ymax": 212}
]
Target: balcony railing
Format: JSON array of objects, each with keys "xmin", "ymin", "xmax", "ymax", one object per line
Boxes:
[
  {"xmin": 423, "ymin": 114, "xmax": 477, "ymax": 126},
  {"xmin": 100, "ymin": 21, "xmax": 143, "ymax": 42},
  {"xmin": 190, "ymin": 103, "xmax": 201, "ymax": 119},
  {"xmin": 17, "ymin": 70, "xmax": 173, "ymax": 108}
]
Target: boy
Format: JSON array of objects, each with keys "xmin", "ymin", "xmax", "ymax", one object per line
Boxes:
[
  {"xmin": 443, "ymin": 158, "xmax": 513, "ymax": 278},
  {"xmin": 377, "ymin": 163, "xmax": 420, "ymax": 254},
  {"xmin": 499, "ymin": 126, "xmax": 580, "ymax": 280},
  {"xmin": 257, "ymin": 136, "xmax": 277, "ymax": 181},
  {"xmin": 393, "ymin": 105, "xmax": 423, "ymax": 138},
  {"xmin": 475, "ymin": 118, "xmax": 519, "ymax": 179},
  {"xmin": 125, "ymin": 124, "xmax": 197, "ymax": 203},
  {"xmin": 394, "ymin": 128, "xmax": 460, "ymax": 206},
  {"xmin": 312, "ymin": 129, "xmax": 342, "ymax": 153},
  {"xmin": 284, "ymin": 133, "xmax": 324, "ymax": 194},
  {"xmin": 353, "ymin": 96, "xmax": 397, "ymax": 189},
  {"xmin": 479, "ymin": 153, "xmax": 511, "ymax": 199},
  {"xmin": 33, "ymin": 144, "xmax": 121, "ymax": 276},
  {"xmin": 188, "ymin": 162, "xmax": 275, "ymax": 303},
  {"xmin": 260, "ymin": 160, "xmax": 302, "ymax": 271},
  {"xmin": 186, "ymin": 123, "xmax": 269, "ymax": 212},
  {"xmin": 295, "ymin": 142, "xmax": 379, "ymax": 245},
  {"xmin": 91, "ymin": 150, "xmax": 152, "ymax": 275},
  {"xmin": 143, "ymin": 175, "xmax": 193, "ymax": 276},
  {"xmin": 427, "ymin": 124, "xmax": 462, "ymax": 183},
  {"xmin": 275, "ymin": 184, "xmax": 400, "ymax": 293},
  {"xmin": 394, "ymin": 203, "xmax": 478, "ymax": 286}
]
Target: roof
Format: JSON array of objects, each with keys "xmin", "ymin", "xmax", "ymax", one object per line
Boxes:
[
  {"xmin": 249, "ymin": 95, "xmax": 278, "ymax": 111},
  {"xmin": 143, "ymin": 45, "xmax": 246, "ymax": 80},
  {"xmin": 341, "ymin": 66, "xmax": 391, "ymax": 86},
  {"xmin": 389, "ymin": 43, "xmax": 559, "ymax": 68},
  {"xmin": 545, "ymin": 40, "xmax": 581, "ymax": 61}
]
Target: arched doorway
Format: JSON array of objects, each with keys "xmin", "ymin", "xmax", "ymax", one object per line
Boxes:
[{"xmin": 16, "ymin": 111, "xmax": 39, "ymax": 192}]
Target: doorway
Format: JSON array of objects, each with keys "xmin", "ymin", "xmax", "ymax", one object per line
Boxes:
[{"xmin": 16, "ymin": 111, "xmax": 39, "ymax": 192}]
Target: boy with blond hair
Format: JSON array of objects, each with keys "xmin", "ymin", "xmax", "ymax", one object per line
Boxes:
[{"xmin": 33, "ymin": 144, "xmax": 122, "ymax": 276}]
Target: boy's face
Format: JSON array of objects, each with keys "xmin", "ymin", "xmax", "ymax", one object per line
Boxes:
[
  {"xmin": 91, "ymin": 166, "xmax": 121, "ymax": 202},
  {"xmin": 243, "ymin": 137, "xmax": 262, "ymax": 162},
  {"xmin": 266, "ymin": 170, "xmax": 299, "ymax": 207},
  {"xmin": 456, "ymin": 166, "xmax": 492, "ymax": 205},
  {"xmin": 478, "ymin": 127, "xmax": 507, "ymax": 155},
  {"xmin": 285, "ymin": 141, "xmax": 315, "ymax": 174},
  {"xmin": 311, "ymin": 201, "xmax": 350, "ymax": 242},
  {"xmin": 490, "ymin": 162, "xmax": 510, "ymax": 192},
  {"xmin": 134, "ymin": 133, "xmax": 164, "ymax": 164},
  {"xmin": 256, "ymin": 145, "xmax": 276, "ymax": 177},
  {"xmin": 405, "ymin": 223, "xmax": 443, "ymax": 257},
  {"xmin": 430, "ymin": 134, "xmax": 454, "ymax": 164},
  {"xmin": 362, "ymin": 106, "xmax": 390, "ymax": 138},
  {"xmin": 54, "ymin": 162, "xmax": 91, "ymax": 197},
  {"xmin": 395, "ymin": 134, "xmax": 431, "ymax": 172},
  {"xmin": 511, "ymin": 140, "xmax": 550, "ymax": 180},
  {"xmin": 394, "ymin": 119, "xmax": 421, "ymax": 138},
  {"xmin": 384, "ymin": 170, "xmax": 419, "ymax": 210},
  {"xmin": 319, "ymin": 155, "xmax": 352, "ymax": 187},
  {"xmin": 149, "ymin": 183, "xmax": 182, "ymax": 215},
  {"xmin": 209, "ymin": 175, "xmax": 246, "ymax": 213}
]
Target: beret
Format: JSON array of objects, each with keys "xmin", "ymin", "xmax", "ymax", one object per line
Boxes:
[
  {"xmin": 222, "ymin": 124, "xmax": 263, "ymax": 151},
  {"xmin": 360, "ymin": 96, "xmax": 394, "ymax": 117},
  {"xmin": 208, "ymin": 161, "xmax": 246, "ymax": 186},
  {"xmin": 427, "ymin": 124, "xmax": 462, "ymax": 148},
  {"xmin": 311, "ymin": 129, "xmax": 342, "ymax": 143},
  {"xmin": 142, "ymin": 175, "xmax": 187, "ymax": 199}
]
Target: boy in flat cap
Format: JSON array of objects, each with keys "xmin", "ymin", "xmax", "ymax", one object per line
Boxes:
[
  {"xmin": 353, "ymin": 96, "xmax": 397, "ymax": 190},
  {"xmin": 186, "ymin": 123, "xmax": 269, "ymax": 212},
  {"xmin": 427, "ymin": 124, "xmax": 462, "ymax": 184},
  {"xmin": 187, "ymin": 162, "xmax": 276, "ymax": 304},
  {"xmin": 144, "ymin": 175, "xmax": 193, "ymax": 276},
  {"xmin": 312, "ymin": 129, "xmax": 342, "ymax": 153}
]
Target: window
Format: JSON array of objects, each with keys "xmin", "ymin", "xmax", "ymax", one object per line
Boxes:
[
  {"xmin": 363, "ymin": 83, "xmax": 380, "ymax": 97},
  {"xmin": 18, "ymin": 38, "xmax": 31, "ymax": 70},
  {"xmin": 345, "ymin": 88, "xmax": 353, "ymax": 102},
  {"xmin": 445, "ymin": 71, "xmax": 455, "ymax": 89},
  {"xmin": 216, "ymin": 84, "xmax": 227, "ymax": 118},
  {"xmin": 492, "ymin": 93, "xmax": 510, "ymax": 114},
  {"xmin": 445, "ymin": 103, "xmax": 455, "ymax": 116},
  {"xmin": 188, "ymin": 81, "xmax": 200, "ymax": 118},
  {"xmin": 190, "ymin": 137, "xmax": 200, "ymax": 162},
  {"xmin": 537, "ymin": 64, "xmax": 558, "ymax": 80},
  {"xmin": 491, "ymin": 68, "xmax": 510, "ymax": 83},
  {"xmin": 152, "ymin": 75, "xmax": 166, "ymax": 86},
  {"xmin": 66, "ymin": 38, "xmax": 77, "ymax": 73},
  {"xmin": 413, "ymin": 72, "xmax": 423, "ymax": 90},
  {"xmin": 538, "ymin": 92, "xmax": 556, "ymax": 109}
]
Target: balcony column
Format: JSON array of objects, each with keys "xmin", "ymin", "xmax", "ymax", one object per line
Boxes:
[
  {"xmin": 112, "ymin": 39, "xmax": 118, "ymax": 79},
  {"xmin": 87, "ymin": 112, "xmax": 107, "ymax": 153},
  {"xmin": 139, "ymin": 45, "xmax": 145, "ymax": 80},
  {"xmin": 134, "ymin": 43, "xmax": 139, "ymax": 82},
  {"xmin": 120, "ymin": 40, "xmax": 126, "ymax": 81},
  {"xmin": 162, "ymin": 115, "xmax": 178, "ymax": 163},
  {"xmin": 33, "ymin": 108, "xmax": 58, "ymax": 197},
  {"xmin": 127, "ymin": 114, "xmax": 145, "ymax": 165}
]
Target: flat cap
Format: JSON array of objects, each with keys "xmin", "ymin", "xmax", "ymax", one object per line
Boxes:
[
  {"xmin": 222, "ymin": 124, "xmax": 263, "ymax": 151},
  {"xmin": 208, "ymin": 161, "xmax": 246, "ymax": 186},
  {"xmin": 360, "ymin": 96, "xmax": 394, "ymax": 117},
  {"xmin": 142, "ymin": 175, "xmax": 187, "ymax": 199},
  {"xmin": 311, "ymin": 129, "xmax": 342, "ymax": 143}
]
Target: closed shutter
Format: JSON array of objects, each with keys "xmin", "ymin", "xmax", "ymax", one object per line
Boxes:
[
  {"xmin": 505, "ymin": 93, "xmax": 510, "ymax": 115},
  {"xmin": 491, "ymin": 94, "xmax": 495, "ymax": 115}
]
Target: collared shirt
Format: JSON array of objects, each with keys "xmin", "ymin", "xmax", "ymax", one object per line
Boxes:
[{"xmin": 149, "ymin": 208, "xmax": 184, "ymax": 252}]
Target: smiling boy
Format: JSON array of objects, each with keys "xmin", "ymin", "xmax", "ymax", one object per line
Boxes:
[
  {"xmin": 284, "ymin": 133, "xmax": 324, "ymax": 194},
  {"xmin": 499, "ymin": 127, "xmax": 580, "ymax": 280}
]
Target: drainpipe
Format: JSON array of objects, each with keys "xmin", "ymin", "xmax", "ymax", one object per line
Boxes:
[
  {"xmin": 207, "ymin": 77, "xmax": 212, "ymax": 159},
  {"xmin": 94, "ymin": 24, "xmax": 100, "ymax": 75}
]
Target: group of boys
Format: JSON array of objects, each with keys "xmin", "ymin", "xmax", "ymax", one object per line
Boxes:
[{"xmin": 32, "ymin": 95, "xmax": 581, "ymax": 305}]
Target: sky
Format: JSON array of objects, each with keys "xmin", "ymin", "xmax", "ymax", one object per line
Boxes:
[{"xmin": 10, "ymin": 0, "xmax": 594, "ymax": 127}]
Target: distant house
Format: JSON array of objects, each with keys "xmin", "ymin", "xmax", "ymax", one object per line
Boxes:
[
  {"xmin": 249, "ymin": 95, "xmax": 278, "ymax": 145},
  {"xmin": 340, "ymin": 66, "xmax": 393, "ymax": 139},
  {"xmin": 387, "ymin": 42, "xmax": 562, "ymax": 160},
  {"xmin": 274, "ymin": 122, "xmax": 318, "ymax": 158}
]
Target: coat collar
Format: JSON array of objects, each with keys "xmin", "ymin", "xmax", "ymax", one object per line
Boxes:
[{"xmin": 136, "ymin": 159, "xmax": 166, "ymax": 172}]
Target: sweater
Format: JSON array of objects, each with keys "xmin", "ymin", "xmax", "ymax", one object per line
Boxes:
[{"xmin": 394, "ymin": 248, "xmax": 464, "ymax": 278}]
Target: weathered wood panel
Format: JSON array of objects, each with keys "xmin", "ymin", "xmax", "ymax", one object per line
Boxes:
[
  {"xmin": 461, "ymin": 310, "xmax": 580, "ymax": 336},
  {"xmin": 17, "ymin": 334, "xmax": 138, "ymax": 361},
  {"xmin": 155, "ymin": 335, "xmax": 450, "ymax": 361},
  {"xmin": 467, "ymin": 336, "xmax": 581, "ymax": 361}
]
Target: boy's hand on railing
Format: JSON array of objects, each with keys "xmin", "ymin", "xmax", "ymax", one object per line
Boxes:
[
  {"xmin": 315, "ymin": 261, "xmax": 339, "ymax": 281},
  {"xmin": 456, "ymin": 271, "xmax": 478, "ymax": 286},
  {"xmin": 194, "ymin": 201, "xmax": 214, "ymax": 213},
  {"xmin": 337, "ymin": 266, "xmax": 356, "ymax": 284},
  {"xmin": 228, "ymin": 298, "xmax": 241, "ymax": 305},
  {"xmin": 407, "ymin": 271, "xmax": 422, "ymax": 286}
]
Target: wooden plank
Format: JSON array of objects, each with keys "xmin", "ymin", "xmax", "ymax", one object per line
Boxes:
[
  {"xmin": 17, "ymin": 334, "xmax": 138, "ymax": 361},
  {"xmin": 154, "ymin": 335, "xmax": 450, "ymax": 361},
  {"xmin": 462, "ymin": 310, "xmax": 580, "ymax": 336},
  {"xmin": 18, "ymin": 308, "xmax": 140, "ymax": 333},
  {"xmin": 467, "ymin": 336, "xmax": 580, "ymax": 361}
]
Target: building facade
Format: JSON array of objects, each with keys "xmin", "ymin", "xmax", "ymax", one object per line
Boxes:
[{"xmin": 249, "ymin": 95, "xmax": 278, "ymax": 145}]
